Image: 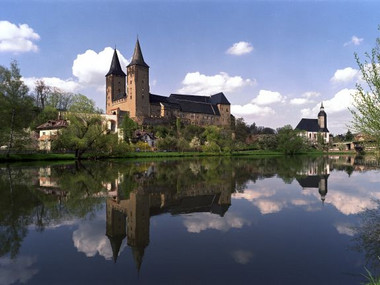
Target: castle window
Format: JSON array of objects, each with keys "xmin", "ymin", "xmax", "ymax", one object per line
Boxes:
[{"xmin": 130, "ymin": 96, "xmax": 132, "ymax": 100}]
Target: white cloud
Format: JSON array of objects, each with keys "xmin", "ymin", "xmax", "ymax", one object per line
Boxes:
[
  {"xmin": 290, "ymin": 91, "xmax": 320, "ymax": 105},
  {"xmin": 72, "ymin": 47, "xmax": 129, "ymax": 86},
  {"xmin": 325, "ymin": 190, "xmax": 376, "ymax": 215},
  {"xmin": 252, "ymin": 90, "xmax": 285, "ymax": 105},
  {"xmin": 0, "ymin": 21, "xmax": 40, "ymax": 53},
  {"xmin": 344, "ymin": 35, "xmax": 363, "ymax": 47},
  {"xmin": 231, "ymin": 250, "xmax": 253, "ymax": 265},
  {"xmin": 183, "ymin": 212, "xmax": 250, "ymax": 233},
  {"xmin": 0, "ymin": 256, "xmax": 38, "ymax": 285},
  {"xmin": 22, "ymin": 76, "xmax": 81, "ymax": 93},
  {"xmin": 178, "ymin": 71, "xmax": 254, "ymax": 95},
  {"xmin": 73, "ymin": 216, "xmax": 125, "ymax": 260},
  {"xmin": 290, "ymin": 98, "xmax": 308, "ymax": 105},
  {"xmin": 233, "ymin": 188, "xmax": 276, "ymax": 201},
  {"xmin": 302, "ymin": 88, "xmax": 355, "ymax": 118},
  {"xmin": 335, "ymin": 223, "xmax": 356, "ymax": 237},
  {"xmin": 226, "ymin": 41, "xmax": 254, "ymax": 56},
  {"xmin": 253, "ymin": 199, "xmax": 284, "ymax": 214},
  {"xmin": 330, "ymin": 67, "xmax": 359, "ymax": 83},
  {"xmin": 231, "ymin": 103, "xmax": 275, "ymax": 117}
]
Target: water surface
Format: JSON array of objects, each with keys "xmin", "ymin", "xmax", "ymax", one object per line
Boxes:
[{"xmin": 1, "ymin": 155, "xmax": 380, "ymax": 284}]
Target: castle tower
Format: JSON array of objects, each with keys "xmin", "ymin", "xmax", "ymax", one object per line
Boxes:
[
  {"xmin": 318, "ymin": 102, "xmax": 327, "ymax": 131},
  {"xmin": 126, "ymin": 39, "xmax": 150, "ymax": 120},
  {"xmin": 106, "ymin": 49, "xmax": 127, "ymax": 115}
]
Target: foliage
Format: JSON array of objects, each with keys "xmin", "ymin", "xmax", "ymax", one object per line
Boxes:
[
  {"xmin": 54, "ymin": 113, "xmax": 108, "ymax": 159},
  {"xmin": 189, "ymin": 136, "xmax": 201, "ymax": 151},
  {"xmin": 121, "ymin": 113, "xmax": 138, "ymax": 143},
  {"xmin": 177, "ymin": 137, "xmax": 189, "ymax": 152},
  {"xmin": 202, "ymin": 141, "xmax": 221, "ymax": 153},
  {"xmin": 276, "ymin": 125, "xmax": 308, "ymax": 155},
  {"xmin": 0, "ymin": 61, "xmax": 35, "ymax": 154},
  {"xmin": 31, "ymin": 105, "xmax": 59, "ymax": 129},
  {"xmin": 350, "ymin": 31, "xmax": 380, "ymax": 149},
  {"xmin": 68, "ymin": 94, "xmax": 101, "ymax": 113},
  {"xmin": 182, "ymin": 125, "xmax": 204, "ymax": 141},
  {"xmin": 156, "ymin": 136, "xmax": 178, "ymax": 151}
]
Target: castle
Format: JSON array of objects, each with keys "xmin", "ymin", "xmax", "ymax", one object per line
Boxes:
[{"xmin": 105, "ymin": 40, "xmax": 232, "ymax": 127}]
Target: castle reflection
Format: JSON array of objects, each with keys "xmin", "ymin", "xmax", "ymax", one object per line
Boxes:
[{"xmin": 105, "ymin": 163, "xmax": 232, "ymax": 269}]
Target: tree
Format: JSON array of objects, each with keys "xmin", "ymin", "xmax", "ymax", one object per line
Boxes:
[
  {"xmin": 121, "ymin": 113, "xmax": 138, "ymax": 143},
  {"xmin": 54, "ymin": 113, "xmax": 107, "ymax": 160},
  {"xmin": 31, "ymin": 105, "xmax": 59, "ymax": 129},
  {"xmin": 0, "ymin": 61, "xmax": 34, "ymax": 155},
  {"xmin": 350, "ymin": 30, "xmax": 380, "ymax": 148},
  {"xmin": 276, "ymin": 125, "xmax": 308, "ymax": 155},
  {"xmin": 234, "ymin": 118, "xmax": 250, "ymax": 143},
  {"xmin": 34, "ymin": 80, "xmax": 50, "ymax": 109},
  {"xmin": 68, "ymin": 94, "xmax": 101, "ymax": 113},
  {"xmin": 46, "ymin": 88, "xmax": 73, "ymax": 110}
]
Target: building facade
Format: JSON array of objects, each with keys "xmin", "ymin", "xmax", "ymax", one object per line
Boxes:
[
  {"xmin": 106, "ymin": 40, "xmax": 231, "ymax": 127},
  {"xmin": 295, "ymin": 103, "xmax": 329, "ymax": 144}
]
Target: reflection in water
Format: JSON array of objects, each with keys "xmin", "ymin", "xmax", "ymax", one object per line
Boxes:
[
  {"xmin": 296, "ymin": 156, "xmax": 330, "ymax": 203},
  {"xmin": 1, "ymin": 155, "xmax": 380, "ymax": 283},
  {"xmin": 105, "ymin": 163, "xmax": 232, "ymax": 269}
]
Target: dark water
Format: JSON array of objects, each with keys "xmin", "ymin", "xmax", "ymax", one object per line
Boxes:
[{"xmin": 1, "ymin": 155, "xmax": 380, "ymax": 285}]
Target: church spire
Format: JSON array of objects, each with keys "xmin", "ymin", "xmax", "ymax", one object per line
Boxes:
[
  {"xmin": 106, "ymin": 49, "xmax": 126, "ymax": 77},
  {"xmin": 128, "ymin": 39, "xmax": 149, "ymax": 68}
]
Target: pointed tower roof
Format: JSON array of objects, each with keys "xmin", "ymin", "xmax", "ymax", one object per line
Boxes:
[
  {"xmin": 127, "ymin": 39, "xmax": 149, "ymax": 68},
  {"xmin": 106, "ymin": 49, "xmax": 126, "ymax": 77},
  {"xmin": 318, "ymin": 102, "xmax": 326, "ymax": 116}
]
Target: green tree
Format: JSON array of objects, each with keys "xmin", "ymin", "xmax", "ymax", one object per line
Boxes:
[
  {"xmin": 68, "ymin": 94, "xmax": 101, "ymax": 113},
  {"xmin": 234, "ymin": 118, "xmax": 250, "ymax": 143},
  {"xmin": 47, "ymin": 88, "xmax": 73, "ymax": 110},
  {"xmin": 276, "ymin": 125, "xmax": 308, "ymax": 155},
  {"xmin": 54, "ymin": 113, "xmax": 107, "ymax": 159},
  {"xmin": 121, "ymin": 113, "xmax": 138, "ymax": 143},
  {"xmin": 31, "ymin": 105, "xmax": 59, "ymax": 129},
  {"xmin": 350, "ymin": 30, "xmax": 380, "ymax": 149},
  {"xmin": 0, "ymin": 61, "xmax": 34, "ymax": 155}
]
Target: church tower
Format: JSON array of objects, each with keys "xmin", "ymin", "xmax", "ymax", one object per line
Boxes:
[
  {"xmin": 318, "ymin": 102, "xmax": 327, "ymax": 131},
  {"xmin": 126, "ymin": 39, "xmax": 150, "ymax": 120},
  {"xmin": 105, "ymin": 49, "xmax": 126, "ymax": 115}
]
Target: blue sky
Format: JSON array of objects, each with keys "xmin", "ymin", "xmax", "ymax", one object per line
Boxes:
[{"xmin": 0, "ymin": 0, "xmax": 379, "ymax": 134}]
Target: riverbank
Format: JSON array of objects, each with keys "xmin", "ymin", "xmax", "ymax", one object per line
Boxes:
[{"xmin": 0, "ymin": 149, "xmax": 360, "ymax": 162}]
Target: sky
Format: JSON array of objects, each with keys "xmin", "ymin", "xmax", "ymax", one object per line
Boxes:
[{"xmin": 0, "ymin": 0, "xmax": 379, "ymax": 135}]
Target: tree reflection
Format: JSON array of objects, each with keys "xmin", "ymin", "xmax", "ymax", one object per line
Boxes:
[{"xmin": 353, "ymin": 199, "xmax": 380, "ymax": 272}]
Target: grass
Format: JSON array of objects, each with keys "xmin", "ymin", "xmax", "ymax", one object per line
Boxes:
[
  {"xmin": 0, "ymin": 153, "xmax": 75, "ymax": 162},
  {"xmin": 363, "ymin": 267, "xmax": 380, "ymax": 285},
  {"xmin": 0, "ymin": 149, "xmax": 335, "ymax": 162}
]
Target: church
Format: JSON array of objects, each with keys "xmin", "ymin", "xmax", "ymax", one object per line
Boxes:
[
  {"xmin": 295, "ymin": 103, "xmax": 330, "ymax": 143},
  {"xmin": 105, "ymin": 40, "xmax": 232, "ymax": 127}
]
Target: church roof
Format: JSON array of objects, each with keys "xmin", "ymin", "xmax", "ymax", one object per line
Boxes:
[
  {"xmin": 127, "ymin": 39, "xmax": 149, "ymax": 68},
  {"xmin": 295, "ymin": 118, "xmax": 329, "ymax": 133},
  {"xmin": 296, "ymin": 119, "xmax": 320, "ymax": 132},
  {"xmin": 106, "ymin": 49, "xmax": 126, "ymax": 77}
]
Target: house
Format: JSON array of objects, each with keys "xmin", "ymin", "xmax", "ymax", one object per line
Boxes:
[
  {"xmin": 37, "ymin": 119, "xmax": 68, "ymax": 151},
  {"xmin": 295, "ymin": 103, "xmax": 329, "ymax": 144},
  {"xmin": 105, "ymin": 39, "xmax": 232, "ymax": 127},
  {"xmin": 133, "ymin": 130, "xmax": 156, "ymax": 147}
]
